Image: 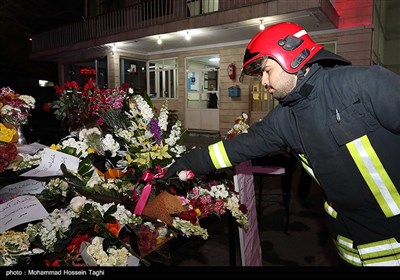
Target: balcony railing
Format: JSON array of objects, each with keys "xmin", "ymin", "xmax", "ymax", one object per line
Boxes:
[{"xmin": 31, "ymin": 0, "xmax": 268, "ymax": 53}]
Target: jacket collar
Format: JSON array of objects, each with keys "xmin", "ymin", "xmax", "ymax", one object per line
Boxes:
[{"xmin": 279, "ymin": 64, "xmax": 322, "ymax": 107}]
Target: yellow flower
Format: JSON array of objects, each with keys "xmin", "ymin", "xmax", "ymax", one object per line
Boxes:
[
  {"xmin": 50, "ymin": 144, "xmax": 61, "ymax": 150},
  {"xmin": 195, "ymin": 208, "xmax": 202, "ymax": 216},
  {"xmin": 126, "ymin": 153, "xmax": 133, "ymax": 164},
  {"xmin": 0, "ymin": 123, "xmax": 16, "ymax": 143},
  {"xmin": 87, "ymin": 147, "xmax": 95, "ymax": 154},
  {"xmin": 133, "ymin": 151, "xmax": 151, "ymax": 167},
  {"xmin": 150, "ymin": 144, "xmax": 171, "ymax": 160}
]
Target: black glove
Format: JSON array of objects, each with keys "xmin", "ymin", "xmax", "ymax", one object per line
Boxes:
[{"xmin": 164, "ymin": 147, "xmax": 214, "ymax": 179}]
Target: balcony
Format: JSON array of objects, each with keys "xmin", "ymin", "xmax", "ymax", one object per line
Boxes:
[{"xmin": 30, "ymin": 0, "xmax": 338, "ymax": 61}]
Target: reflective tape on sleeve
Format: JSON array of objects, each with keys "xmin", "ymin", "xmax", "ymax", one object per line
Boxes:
[
  {"xmin": 324, "ymin": 201, "xmax": 337, "ymax": 219},
  {"xmin": 346, "ymin": 135, "xmax": 400, "ymax": 217},
  {"xmin": 208, "ymin": 141, "xmax": 232, "ymax": 169},
  {"xmin": 298, "ymin": 154, "xmax": 319, "ymax": 185}
]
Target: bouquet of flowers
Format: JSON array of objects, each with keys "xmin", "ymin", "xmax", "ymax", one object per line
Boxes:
[
  {"xmin": 44, "ymin": 78, "xmax": 128, "ymax": 130},
  {"xmin": 226, "ymin": 112, "xmax": 249, "ymax": 138},
  {"xmin": 1, "ymin": 84, "xmax": 249, "ymax": 267},
  {"xmin": 0, "ymin": 86, "xmax": 36, "ymax": 127}
]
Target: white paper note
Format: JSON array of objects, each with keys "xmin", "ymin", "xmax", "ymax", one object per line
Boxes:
[
  {"xmin": 0, "ymin": 195, "xmax": 49, "ymax": 233},
  {"xmin": 0, "ymin": 179, "xmax": 46, "ymax": 202},
  {"xmin": 20, "ymin": 148, "xmax": 80, "ymax": 177}
]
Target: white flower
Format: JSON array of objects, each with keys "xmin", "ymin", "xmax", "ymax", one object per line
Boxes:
[
  {"xmin": 133, "ymin": 95, "xmax": 153, "ymax": 124},
  {"xmin": 102, "ymin": 134, "xmax": 120, "ymax": 157},
  {"xmin": 210, "ymin": 184, "xmax": 229, "ymax": 199},
  {"xmin": 172, "ymin": 218, "xmax": 209, "ymax": 240},
  {"xmin": 46, "ymin": 178, "xmax": 69, "ymax": 197},
  {"xmin": 158, "ymin": 102, "xmax": 169, "ymax": 131},
  {"xmin": 61, "ymin": 138, "xmax": 89, "ymax": 157},
  {"xmin": 18, "ymin": 95, "xmax": 36, "ymax": 109},
  {"xmin": 0, "ymin": 104, "xmax": 13, "ymax": 115},
  {"xmin": 69, "ymin": 196, "xmax": 86, "ymax": 212},
  {"xmin": 79, "ymin": 127, "xmax": 101, "ymax": 141}
]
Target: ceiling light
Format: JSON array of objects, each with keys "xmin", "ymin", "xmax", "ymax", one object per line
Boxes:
[
  {"xmin": 185, "ymin": 31, "xmax": 191, "ymax": 41},
  {"xmin": 209, "ymin": 57, "xmax": 220, "ymax": 62},
  {"xmin": 259, "ymin": 19, "xmax": 265, "ymax": 30},
  {"xmin": 112, "ymin": 44, "xmax": 117, "ymax": 52},
  {"xmin": 157, "ymin": 36, "xmax": 162, "ymax": 45}
]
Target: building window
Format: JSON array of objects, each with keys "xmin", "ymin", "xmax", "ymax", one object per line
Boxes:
[
  {"xmin": 63, "ymin": 57, "xmax": 107, "ymax": 88},
  {"xmin": 120, "ymin": 58, "xmax": 147, "ymax": 94},
  {"xmin": 148, "ymin": 58, "xmax": 178, "ymax": 99}
]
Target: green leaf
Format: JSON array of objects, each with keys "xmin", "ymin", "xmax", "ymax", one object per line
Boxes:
[
  {"xmin": 61, "ymin": 147, "xmax": 77, "ymax": 156},
  {"xmin": 78, "ymin": 157, "xmax": 94, "ymax": 177},
  {"xmin": 104, "ymin": 204, "xmax": 117, "ymax": 217}
]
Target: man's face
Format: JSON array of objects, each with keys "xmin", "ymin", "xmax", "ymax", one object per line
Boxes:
[{"xmin": 260, "ymin": 59, "xmax": 297, "ymax": 101}]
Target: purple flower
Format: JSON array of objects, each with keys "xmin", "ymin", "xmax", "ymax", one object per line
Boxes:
[{"xmin": 149, "ymin": 118, "xmax": 161, "ymax": 144}]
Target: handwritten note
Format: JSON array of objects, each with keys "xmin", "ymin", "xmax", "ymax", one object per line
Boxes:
[
  {"xmin": 17, "ymin": 142, "xmax": 48, "ymax": 155},
  {"xmin": 0, "ymin": 179, "xmax": 46, "ymax": 201},
  {"xmin": 0, "ymin": 195, "xmax": 49, "ymax": 233},
  {"xmin": 20, "ymin": 148, "xmax": 80, "ymax": 177}
]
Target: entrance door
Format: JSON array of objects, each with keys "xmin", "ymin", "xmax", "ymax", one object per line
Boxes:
[{"xmin": 185, "ymin": 55, "xmax": 219, "ymax": 131}]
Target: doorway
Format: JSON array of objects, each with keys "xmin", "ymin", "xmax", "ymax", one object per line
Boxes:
[{"xmin": 185, "ymin": 55, "xmax": 220, "ymax": 131}]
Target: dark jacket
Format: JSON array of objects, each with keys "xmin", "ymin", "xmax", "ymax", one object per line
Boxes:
[{"xmin": 186, "ymin": 63, "xmax": 400, "ymax": 265}]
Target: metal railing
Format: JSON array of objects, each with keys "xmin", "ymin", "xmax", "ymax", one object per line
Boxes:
[{"xmin": 31, "ymin": 0, "xmax": 267, "ymax": 52}]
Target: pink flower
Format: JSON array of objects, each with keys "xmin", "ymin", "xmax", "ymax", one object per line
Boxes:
[{"xmin": 178, "ymin": 170, "xmax": 195, "ymax": 181}]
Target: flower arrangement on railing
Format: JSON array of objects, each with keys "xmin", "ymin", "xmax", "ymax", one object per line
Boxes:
[
  {"xmin": 226, "ymin": 112, "xmax": 250, "ymax": 138},
  {"xmin": 1, "ymin": 86, "xmax": 249, "ymax": 267},
  {"xmin": 0, "ymin": 86, "xmax": 36, "ymax": 127}
]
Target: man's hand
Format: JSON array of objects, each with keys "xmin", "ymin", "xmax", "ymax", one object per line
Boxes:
[
  {"xmin": 163, "ymin": 147, "xmax": 215, "ymax": 179},
  {"xmin": 164, "ymin": 156, "xmax": 191, "ymax": 179}
]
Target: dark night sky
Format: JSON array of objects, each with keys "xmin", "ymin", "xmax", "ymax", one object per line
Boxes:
[{"xmin": 0, "ymin": 0, "xmax": 84, "ymax": 88}]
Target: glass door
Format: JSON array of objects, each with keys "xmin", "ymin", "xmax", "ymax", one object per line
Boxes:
[
  {"xmin": 185, "ymin": 55, "xmax": 220, "ymax": 131},
  {"xmin": 187, "ymin": 68, "xmax": 218, "ymax": 109}
]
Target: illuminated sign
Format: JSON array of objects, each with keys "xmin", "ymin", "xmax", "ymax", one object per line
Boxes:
[{"xmin": 80, "ymin": 68, "xmax": 96, "ymax": 75}]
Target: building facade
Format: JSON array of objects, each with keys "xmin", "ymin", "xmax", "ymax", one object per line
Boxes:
[{"xmin": 30, "ymin": 0, "xmax": 399, "ymax": 135}]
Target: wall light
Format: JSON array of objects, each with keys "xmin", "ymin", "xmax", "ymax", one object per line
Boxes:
[
  {"xmin": 157, "ymin": 36, "xmax": 162, "ymax": 45},
  {"xmin": 111, "ymin": 44, "xmax": 117, "ymax": 55},
  {"xmin": 259, "ymin": 19, "xmax": 265, "ymax": 30},
  {"xmin": 185, "ymin": 31, "xmax": 191, "ymax": 41}
]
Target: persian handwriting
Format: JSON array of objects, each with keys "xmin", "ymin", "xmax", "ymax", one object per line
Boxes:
[{"xmin": 0, "ymin": 195, "xmax": 48, "ymax": 233}]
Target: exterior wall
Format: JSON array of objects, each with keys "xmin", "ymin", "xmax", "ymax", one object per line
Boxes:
[
  {"xmin": 219, "ymin": 46, "xmax": 250, "ymax": 135},
  {"xmin": 53, "ymin": 0, "xmax": 376, "ymax": 136},
  {"xmin": 334, "ymin": 0, "xmax": 373, "ymax": 28},
  {"xmin": 106, "ymin": 29, "xmax": 374, "ymax": 136},
  {"xmin": 147, "ymin": 44, "xmax": 249, "ymax": 136},
  {"xmin": 108, "ymin": 52, "xmax": 120, "ymax": 88},
  {"xmin": 313, "ymin": 28, "xmax": 373, "ymax": 66}
]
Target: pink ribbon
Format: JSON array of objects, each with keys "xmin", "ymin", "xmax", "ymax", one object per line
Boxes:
[
  {"xmin": 134, "ymin": 166, "xmax": 165, "ymax": 215},
  {"xmin": 134, "ymin": 182, "xmax": 152, "ymax": 215},
  {"xmin": 141, "ymin": 170, "xmax": 154, "ymax": 181}
]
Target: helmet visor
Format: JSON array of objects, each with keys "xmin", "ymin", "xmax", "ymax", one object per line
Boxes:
[{"xmin": 242, "ymin": 56, "xmax": 267, "ymax": 77}]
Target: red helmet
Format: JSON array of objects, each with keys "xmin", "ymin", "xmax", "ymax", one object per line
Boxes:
[{"xmin": 242, "ymin": 22, "xmax": 323, "ymax": 76}]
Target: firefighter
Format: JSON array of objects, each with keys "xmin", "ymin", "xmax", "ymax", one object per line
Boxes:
[{"xmin": 165, "ymin": 22, "xmax": 400, "ymax": 266}]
